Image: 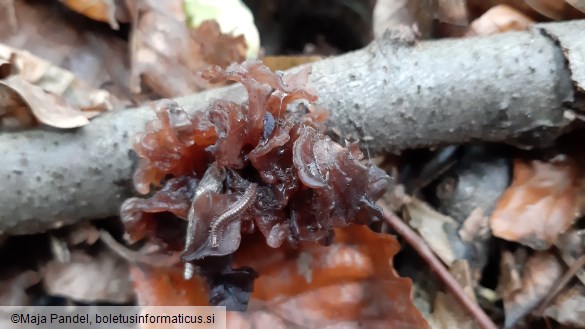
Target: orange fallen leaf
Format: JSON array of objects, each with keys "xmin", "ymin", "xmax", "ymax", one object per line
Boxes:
[
  {"xmin": 130, "ymin": 265, "xmax": 209, "ymax": 306},
  {"xmin": 130, "ymin": 225, "xmax": 427, "ymax": 328},
  {"xmin": 490, "ymin": 156, "xmax": 579, "ymax": 250},
  {"xmin": 466, "ymin": 4, "xmax": 534, "ymax": 36},
  {"xmin": 230, "ymin": 225, "xmax": 427, "ymax": 328}
]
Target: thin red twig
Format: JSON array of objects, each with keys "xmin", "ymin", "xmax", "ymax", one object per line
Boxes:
[{"xmin": 378, "ymin": 202, "xmax": 499, "ymax": 329}]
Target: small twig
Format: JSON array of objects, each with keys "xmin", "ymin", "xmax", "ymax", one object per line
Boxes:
[
  {"xmin": 534, "ymin": 253, "xmax": 585, "ymax": 316},
  {"xmin": 99, "ymin": 230, "xmax": 180, "ymax": 267},
  {"xmin": 378, "ymin": 202, "xmax": 498, "ymax": 329}
]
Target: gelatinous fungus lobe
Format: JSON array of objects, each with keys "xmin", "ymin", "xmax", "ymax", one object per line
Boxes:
[{"xmin": 120, "ymin": 60, "xmax": 390, "ymax": 310}]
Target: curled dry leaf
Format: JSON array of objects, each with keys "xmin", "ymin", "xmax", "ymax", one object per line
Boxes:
[
  {"xmin": 0, "ymin": 78, "xmax": 36, "ymax": 130},
  {"xmin": 0, "ymin": 43, "xmax": 117, "ymax": 129},
  {"xmin": 498, "ymin": 251, "xmax": 562, "ymax": 328},
  {"xmin": 490, "ymin": 157, "xmax": 580, "ymax": 250},
  {"xmin": 129, "ymin": 226, "xmax": 428, "ymax": 329},
  {"xmin": 0, "ymin": 76, "xmax": 89, "ymax": 129},
  {"xmin": 466, "ymin": 4, "xmax": 534, "ymax": 36}
]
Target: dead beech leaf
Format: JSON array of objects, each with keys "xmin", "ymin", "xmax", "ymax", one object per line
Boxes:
[
  {"xmin": 231, "ymin": 226, "xmax": 428, "ymax": 329},
  {"xmin": 406, "ymin": 198, "xmax": 460, "ymax": 267},
  {"xmin": 1, "ymin": 43, "xmax": 117, "ymax": 114},
  {"xmin": 490, "ymin": 157, "xmax": 580, "ymax": 250},
  {"xmin": 499, "ymin": 251, "xmax": 562, "ymax": 328},
  {"xmin": 429, "ymin": 260, "xmax": 477, "ymax": 329},
  {"xmin": 130, "ymin": 1, "xmax": 246, "ymax": 97},
  {"xmin": 60, "ymin": 0, "xmax": 120, "ymax": 29},
  {"xmin": 42, "ymin": 248, "xmax": 134, "ymax": 304},
  {"xmin": 130, "ymin": 226, "xmax": 428, "ymax": 328},
  {"xmin": 466, "ymin": 5, "xmax": 534, "ymax": 36},
  {"xmin": 1, "ymin": 77, "xmax": 89, "ymax": 128},
  {"xmin": 0, "ymin": 78, "xmax": 36, "ymax": 130}
]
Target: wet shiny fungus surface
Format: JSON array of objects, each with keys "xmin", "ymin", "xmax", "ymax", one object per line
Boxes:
[{"xmin": 120, "ymin": 60, "xmax": 389, "ymax": 310}]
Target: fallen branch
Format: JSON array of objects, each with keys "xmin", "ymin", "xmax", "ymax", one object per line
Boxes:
[{"xmin": 1, "ymin": 20, "xmax": 584, "ymax": 235}]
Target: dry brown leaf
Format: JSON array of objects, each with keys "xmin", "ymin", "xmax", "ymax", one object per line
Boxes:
[
  {"xmin": 130, "ymin": 226, "xmax": 428, "ymax": 328},
  {"xmin": 429, "ymin": 259, "xmax": 478, "ymax": 329},
  {"xmin": 129, "ymin": 1, "xmax": 246, "ymax": 97},
  {"xmin": 1, "ymin": 76, "xmax": 89, "ymax": 128},
  {"xmin": 406, "ymin": 198, "xmax": 460, "ymax": 266},
  {"xmin": 490, "ymin": 156, "xmax": 580, "ymax": 250},
  {"xmin": 0, "ymin": 77, "xmax": 36, "ymax": 130},
  {"xmin": 542, "ymin": 284, "xmax": 585, "ymax": 327},
  {"xmin": 233, "ymin": 226, "xmax": 427, "ymax": 328},
  {"xmin": 42, "ymin": 248, "xmax": 134, "ymax": 304},
  {"xmin": 60, "ymin": 0, "xmax": 121, "ymax": 29},
  {"xmin": 429, "ymin": 292, "xmax": 478, "ymax": 329},
  {"xmin": 499, "ymin": 251, "xmax": 562, "ymax": 328},
  {"xmin": 1, "ymin": 43, "xmax": 117, "ymax": 113},
  {"xmin": 466, "ymin": 4, "xmax": 534, "ymax": 36}
]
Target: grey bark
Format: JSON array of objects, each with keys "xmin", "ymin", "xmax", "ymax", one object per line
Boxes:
[{"xmin": 1, "ymin": 20, "xmax": 583, "ymax": 235}]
